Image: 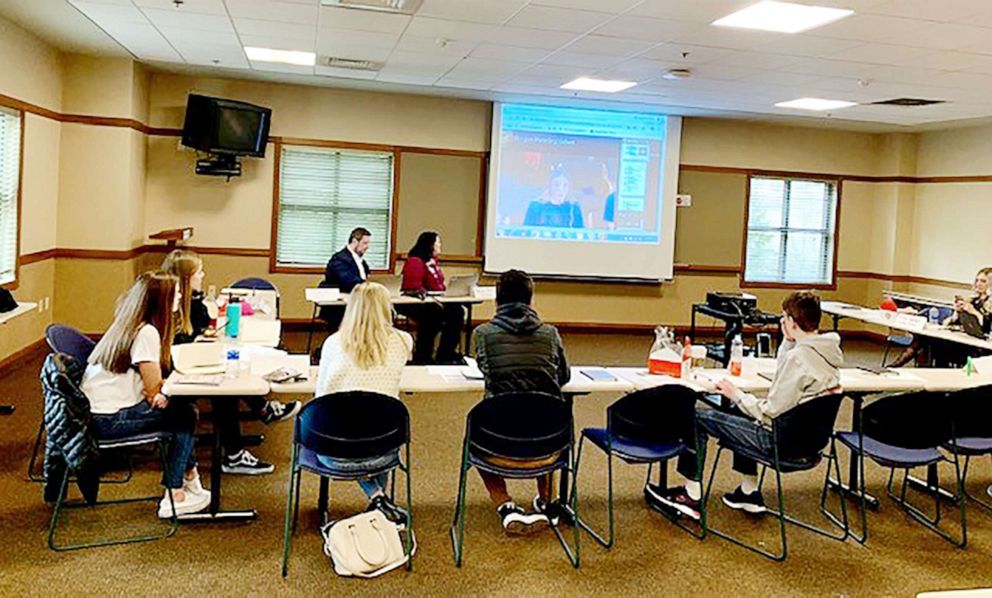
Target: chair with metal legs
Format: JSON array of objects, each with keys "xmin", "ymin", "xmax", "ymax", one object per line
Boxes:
[
  {"xmin": 574, "ymin": 385, "xmax": 706, "ymax": 548},
  {"xmin": 281, "ymin": 391, "xmax": 414, "ymax": 577},
  {"xmin": 700, "ymin": 393, "xmax": 849, "ymax": 562},
  {"xmin": 945, "ymin": 384, "xmax": 992, "ymax": 514},
  {"xmin": 836, "ymin": 390, "xmax": 966, "ymax": 547},
  {"xmin": 450, "ymin": 392, "xmax": 579, "ymax": 568}
]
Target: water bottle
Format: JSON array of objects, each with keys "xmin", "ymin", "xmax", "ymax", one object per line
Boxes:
[
  {"xmin": 729, "ymin": 334, "xmax": 744, "ymax": 377},
  {"xmin": 928, "ymin": 307, "xmax": 940, "ymax": 325},
  {"xmin": 225, "ymin": 296, "xmax": 242, "ymax": 338},
  {"xmin": 225, "ymin": 348, "xmax": 240, "ymax": 379}
]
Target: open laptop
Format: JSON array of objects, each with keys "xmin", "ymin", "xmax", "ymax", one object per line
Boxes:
[
  {"xmin": 368, "ymin": 274, "xmax": 402, "ymax": 298},
  {"xmin": 172, "ymin": 342, "xmax": 226, "ymax": 375},
  {"xmin": 443, "ymin": 274, "xmax": 479, "ymax": 298},
  {"xmin": 958, "ymin": 310, "xmax": 987, "ymax": 339}
]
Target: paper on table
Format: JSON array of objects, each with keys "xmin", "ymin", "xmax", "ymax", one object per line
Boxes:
[
  {"xmin": 473, "ymin": 286, "xmax": 496, "ymax": 300},
  {"xmin": 305, "ymin": 288, "xmax": 341, "ymax": 303},
  {"xmin": 462, "ymin": 357, "xmax": 484, "ymax": 380},
  {"xmin": 971, "ymin": 355, "xmax": 992, "ymax": 375},
  {"xmin": 250, "ymin": 355, "xmax": 310, "ymax": 380}
]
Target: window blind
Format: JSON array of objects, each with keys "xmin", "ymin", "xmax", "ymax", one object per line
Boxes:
[
  {"xmin": 744, "ymin": 176, "xmax": 837, "ymax": 285},
  {"xmin": 276, "ymin": 146, "xmax": 393, "ymax": 270},
  {"xmin": 0, "ymin": 109, "xmax": 20, "ymax": 286}
]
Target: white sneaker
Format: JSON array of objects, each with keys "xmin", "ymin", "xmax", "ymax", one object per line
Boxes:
[
  {"xmin": 158, "ymin": 489, "xmax": 210, "ymax": 519},
  {"xmin": 183, "ymin": 474, "xmax": 211, "ymax": 501}
]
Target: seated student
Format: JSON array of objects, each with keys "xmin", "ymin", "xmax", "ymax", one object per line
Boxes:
[
  {"xmin": 82, "ymin": 271, "xmax": 209, "ymax": 518},
  {"xmin": 472, "ymin": 269, "xmax": 571, "ymax": 533},
  {"xmin": 314, "ymin": 282, "xmax": 413, "ymax": 524},
  {"xmin": 891, "ymin": 266, "xmax": 992, "ymax": 367},
  {"xmin": 161, "ymin": 250, "xmax": 299, "ymax": 476},
  {"xmin": 647, "ymin": 291, "xmax": 843, "ymax": 520},
  {"xmin": 318, "ymin": 227, "xmax": 373, "ymax": 332},
  {"xmin": 399, "ymin": 231, "xmax": 466, "ymax": 364}
]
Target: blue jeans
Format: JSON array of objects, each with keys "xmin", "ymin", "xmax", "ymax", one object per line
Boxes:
[
  {"xmin": 695, "ymin": 403, "xmax": 773, "ymax": 476},
  {"xmin": 91, "ymin": 400, "xmax": 198, "ymax": 489},
  {"xmin": 316, "ymin": 450, "xmax": 399, "ymax": 499}
]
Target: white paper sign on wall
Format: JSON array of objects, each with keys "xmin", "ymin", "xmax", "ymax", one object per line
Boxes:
[{"xmin": 676, "ymin": 194, "xmax": 692, "ymax": 207}]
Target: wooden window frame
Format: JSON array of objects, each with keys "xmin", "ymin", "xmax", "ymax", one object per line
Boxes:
[
  {"xmin": 0, "ymin": 110, "xmax": 24, "ymax": 291},
  {"xmin": 740, "ymin": 174, "xmax": 842, "ymax": 291}
]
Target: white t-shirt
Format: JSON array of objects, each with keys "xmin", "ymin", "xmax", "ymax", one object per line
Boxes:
[
  {"xmin": 349, "ymin": 247, "xmax": 367, "ymax": 281},
  {"xmin": 314, "ymin": 330, "xmax": 412, "ymax": 399},
  {"xmin": 81, "ymin": 324, "xmax": 161, "ymax": 415}
]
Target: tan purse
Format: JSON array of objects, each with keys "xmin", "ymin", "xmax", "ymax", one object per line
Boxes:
[{"xmin": 322, "ymin": 510, "xmax": 410, "ymax": 578}]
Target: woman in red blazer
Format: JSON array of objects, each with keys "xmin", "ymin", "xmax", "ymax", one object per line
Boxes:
[{"xmin": 399, "ymin": 231, "xmax": 466, "ymax": 364}]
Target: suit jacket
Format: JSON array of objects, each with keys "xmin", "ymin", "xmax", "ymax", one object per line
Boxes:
[{"xmin": 321, "ymin": 247, "xmax": 370, "ymax": 293}]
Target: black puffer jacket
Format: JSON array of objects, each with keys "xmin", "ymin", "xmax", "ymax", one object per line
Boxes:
[
  {"xmin": 472, "ymin": 303, "xmax": 570, "ymax": 399},
  {"xmin": 42, "ymin": 353, "xmax": 100, "ymax": 503}
]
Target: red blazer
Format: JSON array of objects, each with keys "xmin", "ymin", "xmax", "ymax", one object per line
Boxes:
[{"xmin": 401, "ymin": 256, "xmax": 446, "ymax": 293}]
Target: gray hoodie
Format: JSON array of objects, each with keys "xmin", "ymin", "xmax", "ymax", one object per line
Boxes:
[{"xmin": 732, "ymin": 332, "xmax": 844, "ymax": 426}]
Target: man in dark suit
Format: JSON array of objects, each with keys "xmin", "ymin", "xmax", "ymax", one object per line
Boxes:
[{"xmin": 319, "ymin": 227, "xmax": 372, "ymax": 331}]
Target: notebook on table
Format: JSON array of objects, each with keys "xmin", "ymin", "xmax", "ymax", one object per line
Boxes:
[{"xmin": 173, "ymin": 342, "xmax": 226, "ymax": 375}]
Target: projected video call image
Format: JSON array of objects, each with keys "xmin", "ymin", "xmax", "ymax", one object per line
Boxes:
[{"xmin": 492, "ymin": 104, "xmax": 667, "ymax": 245}]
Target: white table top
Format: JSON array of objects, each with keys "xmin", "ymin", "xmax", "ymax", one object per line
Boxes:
[
  {"xmin": 163, "ymin": 374, "xmax": 270, "ymax": 397},
  {"xmin": 306, "ymin": 291, "xmax": 485, "ymax": 307},
  {"xmin": 0, "ymin": 302, "xmax": 36, "ymax": 326},
  {"xmin": 909, "ymin": 368, "xmax": 992, "ymax": 392},
  {"xmin": 822, "ymin": 301, "xmax": 992, "ymax": 351}
]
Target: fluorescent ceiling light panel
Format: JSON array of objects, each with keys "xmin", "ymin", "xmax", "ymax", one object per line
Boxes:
[
  {"xmin": 244, "ymin": 47, "xmax": 316, "ymax": 66},
  {"xmin": 560, "ymin": 77, "xmax": 637, "ymax": 93},
  {"xmin": 775, "ymin": 97, "xmax": 857, "ymax": 110},
  {"xmin": 713, "ymin": 1, "xmax": 853, "ymax": 34}
]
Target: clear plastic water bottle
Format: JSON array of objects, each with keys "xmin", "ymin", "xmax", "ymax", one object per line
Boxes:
[
  {"xmin": 928, "ymin": 306, "xmax": 940, "ymax": 325},
  {"xmin": 225, "ymin": 348, "xmax": 240, "ymax": 379},
  {"xmin": 729, "ymin": 334, "xmax": 744, "ymax": 376}
]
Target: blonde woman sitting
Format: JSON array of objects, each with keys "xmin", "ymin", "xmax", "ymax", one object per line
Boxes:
[{"xmin": 314, "ymin": 282, "xmax": 413, "ymax": 524}]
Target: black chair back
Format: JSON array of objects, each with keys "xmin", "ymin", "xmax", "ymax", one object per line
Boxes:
[
  {"xmin": 468, "ymin": 393, "xmax": 571, "ymax": 460},
  {"xmin": 949, "ymin": 384, "xmax": 992, "ymax": 439},
  {"xmin": 608, "ymin": 384, "xmax": 700, "ymax": 445},
  {"xmin": 45, "ymin": 324, "xmax": 95, "ymax": 364},
  {"xmin": 861, "ymin": 391, "xmax": 951, "ymax": 449},
  {"xmin": 297, "ymin": 391, "xmax": 409, "ymax": 460},
  {"xmin": 230, "ymin": 277, "xmax": 277, "ymax": 291},
  {"xmin": 773, "ymin": 393, "xmax": 845, "ymax": 460}
]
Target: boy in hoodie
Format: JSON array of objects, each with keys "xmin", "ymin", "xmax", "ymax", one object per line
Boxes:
[
  {"xmin": 648, "ymin": 291, "xmax": 843, "ymax": 519},
  {"xmin": 472, "ymin": 269, "xmax": 571, "ymax": 533}
]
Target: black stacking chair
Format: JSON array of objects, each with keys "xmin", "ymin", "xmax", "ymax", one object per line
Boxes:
[
  {"xmin": 450, "ymin": 392, "xmax": 579, "ymax": 568},
  {"xmin": 281, "ymin": 391, "xmax": 413, "ymax": 577},
  {"xmin": 574, "ymin": 385, "xmax": 706, "ymax": 547},
  {"xmin": 946, "ymin": 384, "xmax": 992, "ymax": 513},
  {"xmin": 836, "ymin": 391, "xmax": 966, "ymax": 547},
  {"xmin": 701, "ymin": 394, "xmax": 848, "ymax": 561},
  {"xmin": 30, "ymin": 325, "xmax": 97, "ymax": 482}
]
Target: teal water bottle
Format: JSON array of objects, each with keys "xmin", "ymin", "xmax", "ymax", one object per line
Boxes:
[{"xmin": 225, "ymin": 296, "xmax": 242, "ymax": 338}]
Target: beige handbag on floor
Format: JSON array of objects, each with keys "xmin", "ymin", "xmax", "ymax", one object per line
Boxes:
[{"xmin": 322, "ymin": 510, "xmax": 410, "ymax": 578}]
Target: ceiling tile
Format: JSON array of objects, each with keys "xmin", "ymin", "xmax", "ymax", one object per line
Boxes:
[
  {"xmin": 404, "ymin": 16, "xmax": 498, "ymax": 41},
  {"xmin": 141, "ymin": 8, "xmax": 234, "ymax": 32},
  {"xmin": 865, "ymin": 0, "xmax": 984, "ymax": 23},
  {"xmin": 233, "ymin": 18, "xmax": 315, "ymax": 42},
  {"xmin": 672, "ymin": 24, "xmax": 782, "ymax": 52},
  {"xmin": 470, "ymin": 44, "xmax": 551, "ymax": 63},
  {"xmin": 628, "ymin": 0, "xmax": 755, "ymax": 23},
  {"xmin": 901, "ymin": 23, "xmax": 992, "ymax": 52},
  {"xmin": 315, "ymin": 65, "xmax": 378, "ymax": 79},
  {"xmin": 375, "ymin": 71, "xmax": 441, "ymax": 85},
  {"xmin": 387, "ymin": 50, "xmax": 462, "ymax": 69},
  {"xmin": 446, "ymin": 57, "xmax": 530, "ymax": 76},
  {"xmin": 134, "ymin": 0, "xmax": 227, "ymax": 14},
  {"xmin": 828, "ymin": 43, "xmax": 933, "ymax": 66},
  {"xmin": 758, "ymin": 35, "xmax": 864, "ymax": 58},
  {"xmin": 810, "ymin": 14, "xmax": 930, "ymax": 43},
  {"xmin": 226, "ymin": 0, "xmax": 318, "ymax": 24},
  {"xmin": 528, "ymin": 0, "xmax": 642, "ymax": 13},
  {"xmin": 68, "ymin": 0, "xmax": 133, "ymax": 6},
  {"xmin": 492, "ymin": 26, "xmax": 578, "ymax": 50},
  {"xmin": 417, "ymin": 0, "xmax": 526, "ymax": 24},
  {"xmin": 504, "ymin": 5, "xmax": 612, "ymax": 33},
  {"xmin": 592, "ymin": 15, "xmax": 690, "ymax": 43},
  {"xmin": 393, "ymin": 35, "xmax": 477, "ymax": 56},
  {"xmin": 541, "ymin": 50, "xmax": 624, "ymax": 69},
  {"xmin": 239, "ymin": 33, "xmax": 316, "ymax": 53},
  {"xmin": 595, "ymin": 58, "xmax": 668, "ymax": 82},
  {"xmin": 317, "ymin": 28, "xmax": 399, "ymax": 50},
  {"xmin": 781, "ymin": 57, "xmax": 876, "ymax": 78},
  {"xmin": 317, "ymin": 6, "xmax": 410, "ymax": 33},
  {"xmin": 159, "ymin": 25, "xmax": 239, "ymax": 44},
  {"xmin": 638, "ymin": 43, "xmax": 735, "ymax": 65},
  {"xmin": 177, "ymin": 46, "xmax": 250, "ymax": 69},
  {"xmin": 434, "ymin": 76, "xmax": 505, "ymax": 90},
  {"xmin": 565, "ymin": 35, "xmax": 656, "ymax": 58},
  {"xmin": 914, "ymin": 51, "xmax": 992, "ymax": 72},
  {"xmin": 70, "ymin": 1, "xmax": 149, "ymax": 25},
  {"xmin": 100, "ymin": 21, "xmax": 182, "ymax": 61},
  {"xmin": 735, "ymin": 70, "xmax": 822, "ymax": 87},
  {"xmin": 316, "ymin": 42, "xmax": 393, "ymax": 62},
  {"xmin": 718, "ymin": 50, "xmax": 804, "ymax": 70}
]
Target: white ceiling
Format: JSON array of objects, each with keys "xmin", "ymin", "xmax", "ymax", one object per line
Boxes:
[{"xmin": 10, "ymin": 0, "xmax": 992, "ymax": 129}]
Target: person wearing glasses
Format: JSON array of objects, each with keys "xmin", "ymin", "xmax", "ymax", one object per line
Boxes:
[{"xmin": 645, "ymin": 291, "xmax": 843, "ymax": 521}]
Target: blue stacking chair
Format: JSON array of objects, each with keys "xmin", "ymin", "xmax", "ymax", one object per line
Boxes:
[
  {"xmin": 836, "ymin": 391, "xmax": 966, "ymax": 547},
  {"xmin": 230, "ymin": 277, "xmax": 280, "ymax": 316},
  {"xmin": 944, "ymin": 385, "xmax": 992, "ymax": 514},
  {"xmin": 29, "ymin": 325, "xmax": 97, "ymax": 482},
  {"xmin": 574, "ymin": 385, "xmax": 706, "ymax": 547},
  {"xmin": 450, "ymin": 392, "xmax": 579, "ymax": 568},
  {"xmin": 701, "ymin": 393, "xmax": 849, "ymax": 561},
  {"xmin": 281, "ymin": 391, "xmax": 414, "ymax": 577}
]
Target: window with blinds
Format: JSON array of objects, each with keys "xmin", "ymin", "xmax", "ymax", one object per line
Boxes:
[
  {"xmin": 0, "ymin": 109, "xmax": 20, "ymax": 286},
  {"xmin": 744, "ymin": 176, "xmax": 838, "ymax": 286},
  {"xmin": 276, "ymin": 145, "xmax": 394, "ymax": 270}
]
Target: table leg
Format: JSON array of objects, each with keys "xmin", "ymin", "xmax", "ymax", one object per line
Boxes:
[
  {"xmin": 464, "ymin": 303, "xmax": 474, "ymax": 355},
  {"xmin": 179, "ymin": 397, "xmax": 257, "ymax": 523},
  {"xmin": 690, "ymin": 307, "xmax": 697, "ymax": 345},
  {"xmin": 0, "ymin": 404, "xmax": 13, "ymax": 415},
  {"xmin": 828, "ymin": 394, "xmax": 880, "ymax": 509},
  {"xmin": 306, "ymin": 303, "xmax": 318, "ymax": 356},
  {"xmin": 558, "ymin": 392, "xmax": 577, "ymax": 525}
]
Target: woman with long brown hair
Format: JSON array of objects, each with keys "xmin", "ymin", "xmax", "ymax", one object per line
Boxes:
[
  {"xmin": 82, "ymin": 271, "xmax": 209, "ymax": 517},
  {"xmin": 160, "ymin": 250, "xmax": 300, "ymax": 475}
]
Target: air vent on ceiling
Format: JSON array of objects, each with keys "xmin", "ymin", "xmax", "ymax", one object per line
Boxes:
[
  {"xmin": 868, "ymin": 98, "xmax": 947, "ymax": 107},
  {"xmin": 320, "ymin": 56, "xmax": 384, "ymax": 71},
  {"xmin": 319, "ymin": 0, "xmax": 423, "ymax": 14}
]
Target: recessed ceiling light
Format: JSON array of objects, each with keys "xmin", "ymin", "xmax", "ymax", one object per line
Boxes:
[
  {"xmin": 713, "ymin": 1, "xmax": 853, "ymax": 34},
  {"xmin": 244, "ymin": 47, "xmax": 316, "ymax": 66},
  {"xmin": 775, "ymin": 97, "xmax": 857, "ymax": 111},
  {"xmin": 561, "ymin": 77, "xmax": 637, "ymax": 93}
]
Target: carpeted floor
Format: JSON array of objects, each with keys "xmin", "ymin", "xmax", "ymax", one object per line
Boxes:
[{"xmin": 1, "ymin": 332, "xmax": 990, "ymax": 597}]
